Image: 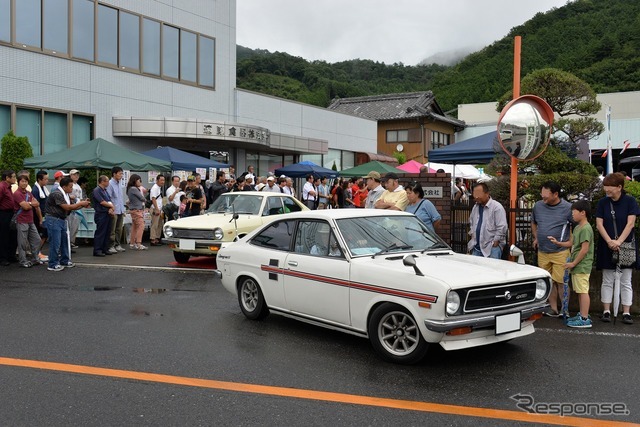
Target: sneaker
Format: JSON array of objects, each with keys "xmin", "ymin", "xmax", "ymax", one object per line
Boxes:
[
  {"xmin": 70, "ymin": 243, "xmax": 79, "ymax": 249},
  {"xmin": 129, "ymin": 244, "xmax": 138, "ymax": 250},
  {"xmin": 63, "ymin": 262, "xmax": 75, "ymax": 268},
  {"xmin": 38, "ymin": 253, "xmax": 49, "ymax": 262},
  {"xmin": 567, "ymin": 316, "xmax": 592, "ymax": 329},
  {"xmin": 136, "ymin": 244, "xmax": 148, "ymax": 250},
  {"xmin": 115, "ymin": 245, "xmax": 126, "ymax": 252},
  {"xmin": 622, "ymin": 313, "xmax": 634, "ymax": 325},
  {"xmin": 544, "ymin": 310, "xmax": 561, "ymax": 317},
  {"xmin": 601, "ymin": 311, "xmax": 611, "ymax": 323},
  {"xmin": 20, "ymin": 262, "xmax": 32, "ymax": 268},
  {"xmin": 107, "ymin": 247, "xmax": 118, "ymax": 254},
  {"xmin": 47, "ymin": 265, "xmax": 64, "ymax": 272}
]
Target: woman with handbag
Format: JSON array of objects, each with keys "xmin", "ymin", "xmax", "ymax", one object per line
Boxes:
[{"xmin": 595, "ymin": 172, "xmax": 640, "ymax": 324}]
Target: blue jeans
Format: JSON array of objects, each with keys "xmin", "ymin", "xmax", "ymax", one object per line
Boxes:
[
  {"xmin": 472, "ymin": 246, "xmax": 503, "ymax": 259},
  {"xmin": 44, "ymin": 216, "xmax": 70, "ymax": 268}
]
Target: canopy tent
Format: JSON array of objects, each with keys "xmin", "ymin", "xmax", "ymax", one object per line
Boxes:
[
  {"xmin": 426, "ymin": 162, "xmax": 482, "ymax": 180},
  {"xmin": 339, "ymin": 160, "xmax": 404, "ymax": 178},
  {"xmin": 397, "ymin": 159, "xmax": 435, "ymax": 174},
  {"xmin": 427, "ymin": 131, "xmax": 499, "ymax": 164},
  {"xmin": 274, "ymin": 160, "xmax": 339, "ymax": 178},
  {"xmin": 23, "ymin": 138, "xmax": 172, "ymax": 171},
  {"xmin": 141, "ymin": 146, "xmax": 229, "ymax": 171}
]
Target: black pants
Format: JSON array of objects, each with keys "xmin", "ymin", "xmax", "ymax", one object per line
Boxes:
[
  {"xmin": 0, "ymin": 209, "xmax": 18, "ymax": 262},
  {"xmin": 93, "ymin": 211, "xmax": 112, "ymax": 255}
]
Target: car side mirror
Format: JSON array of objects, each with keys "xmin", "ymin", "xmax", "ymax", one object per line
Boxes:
[{"xmin": 403, "ymin": 255, "xmax": 424, "ymax": 276}]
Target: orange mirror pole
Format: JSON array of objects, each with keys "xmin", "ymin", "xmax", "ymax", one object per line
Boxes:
[{"xmin": 510, "ymin": 36, "xmax": 521, "ymax": 248}]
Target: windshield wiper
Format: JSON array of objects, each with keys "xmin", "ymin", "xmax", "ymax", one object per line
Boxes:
[
  {"xmin": 421, "ymin": 243, "xmax": 450, "ymax": 253},
  {"xmin": 372, "ymin": 243, "xmax": 413, "ymax": 258}
]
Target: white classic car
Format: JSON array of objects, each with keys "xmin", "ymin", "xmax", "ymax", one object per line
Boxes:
[
  {"xmin": 162, "ymin": 191, "xmax": 307, "ymax": 263},
  {"xmin": 215, "ymin": 209, "xmax": 551, "ymax": 364}
]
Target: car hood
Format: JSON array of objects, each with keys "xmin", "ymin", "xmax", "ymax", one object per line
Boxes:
[
  {"xmin": 354, "ymin": 251, "xmax": 549, "ymax": 290},
  {"xmin": 165, "ymin": 212, "xmax": 258, "ymax": 230}
]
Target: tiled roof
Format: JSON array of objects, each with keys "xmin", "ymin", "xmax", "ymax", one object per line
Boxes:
[{"xmin": 327, "ymin": 91, "xmax": 465, "ymax": 128}]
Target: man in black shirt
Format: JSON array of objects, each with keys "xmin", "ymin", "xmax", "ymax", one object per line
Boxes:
[
  {"xmin": 185, "ymin": 176, "xmax": 205, "ymax": 217},
  {"xmin": 208, "ymin": 171, "xmax": 227, "ymax": 205}
]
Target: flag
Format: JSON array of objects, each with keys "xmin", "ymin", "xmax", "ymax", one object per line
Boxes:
[
  {"xmin": 601, "ymin": 150, "xmax": 608, "ymax": 158},
  {"xmin": 620, "ymin": 140, "xmax": 630, "ymax": 154}
]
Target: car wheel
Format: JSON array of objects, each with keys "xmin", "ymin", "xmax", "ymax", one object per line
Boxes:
[
  {"xmin": 173, "ymin": 252, "xmax": 191, "ymax": 264},
  {"xmin": 238, "ymin": 277, "xmax": 269, "ymax": 320},
  {"xmin": 368, "ymin": 303, "xmax": 428, "ymax": 364}
]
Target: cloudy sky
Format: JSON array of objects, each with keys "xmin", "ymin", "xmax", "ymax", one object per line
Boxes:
[{"xmin": 236, "ymin": 0, "xmax": 569, "ymax": 65}]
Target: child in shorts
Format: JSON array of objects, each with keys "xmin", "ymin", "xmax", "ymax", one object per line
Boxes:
[{"xmin": 549, "ymin": 200, "xmax": 594, "ymax": 328}]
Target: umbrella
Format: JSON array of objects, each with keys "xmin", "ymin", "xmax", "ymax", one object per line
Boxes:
[
  {"xmin": 339, "ymin": 161, "xmax": 404, "ymax": 178},
  {"xmin": 274, "ymin": 161, "xmax": 338, "ymax": 178},
  {"xmin": 141, "ymin": 146, "xmax": 229, "ymax": 171},
  {"xmin": 396, "ymin": 160, "xmax": 434, "ymax": 174}
]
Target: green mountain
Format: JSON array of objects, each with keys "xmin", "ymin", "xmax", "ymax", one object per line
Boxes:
[{"xmin": 236, "ymin": 0, "xmax": 640, "ymax": 113}]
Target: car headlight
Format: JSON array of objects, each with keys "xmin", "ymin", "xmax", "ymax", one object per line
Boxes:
[
  {"xmin": 446, "ymin": 291, "xmax": 461, "ymax": 315},
  {"xmin": 213, "ymin": 227, "xmax": 224, "ymax": 240},
  {"xmin": 535, "ymin": 278, "xmax": 548, "ymax": 300},
  {"xmin": 164, "ymin": 225, "xmax": 173, "ymax": 238}
]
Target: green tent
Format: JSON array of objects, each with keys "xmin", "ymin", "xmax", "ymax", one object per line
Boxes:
[
  {"xmin": 23, "ymin": 137, "xmax": 171, "ymax": 171},
  {"xmin": 339, "ymin": 160, "xmax": 405, "ymax": 177}
]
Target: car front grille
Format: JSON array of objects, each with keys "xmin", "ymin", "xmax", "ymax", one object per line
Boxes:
[
  {"xmin": 463, "ymin": 281, "xmax": 537, "ymax": 313},
  {"xmin": 172, "ymin": 229, "xmax": 215, "ymax": 240}
]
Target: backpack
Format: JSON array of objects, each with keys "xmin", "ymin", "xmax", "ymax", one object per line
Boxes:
[{"xmin": 144, "ymin": 190, "xmax": 153, "ymax": 208}]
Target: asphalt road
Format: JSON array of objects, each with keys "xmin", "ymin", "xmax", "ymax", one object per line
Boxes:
[{"xmin": 1, "ymin": 263, "xmax": 639, "ymax": 426}]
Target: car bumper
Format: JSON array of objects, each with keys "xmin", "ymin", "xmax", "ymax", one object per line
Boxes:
[
  {"xmin": 162, "ymin": 238, "xmax": 228, "ymax": 254},
  {"xmin": 423, "ymin": 302, "xmax": 549, "ymax": 333}
]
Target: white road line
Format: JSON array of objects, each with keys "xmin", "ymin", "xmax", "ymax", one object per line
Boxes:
[{"xmin": 536, "ymin": 327, "xmax": 640, "ymax": 339}]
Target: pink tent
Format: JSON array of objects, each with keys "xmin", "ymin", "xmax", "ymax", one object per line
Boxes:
[{"xmin": 397, "ymin": 160, "xmax": 434, "ymax": 173}]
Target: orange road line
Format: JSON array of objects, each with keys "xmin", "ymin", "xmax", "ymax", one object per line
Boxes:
[{"xmin": 0, "ymin": 357, "xmax": 636, "ymax": 427}]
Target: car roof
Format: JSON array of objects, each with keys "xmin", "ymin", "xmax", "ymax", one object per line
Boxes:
[{"xmin": 276, "ymin": 209, "xmax": 414, "ymax": 220}]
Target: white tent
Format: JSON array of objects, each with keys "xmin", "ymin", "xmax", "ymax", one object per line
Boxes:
[{"xmin": 426, "ymin": 162, "xmax": 481, "ymax": 180}]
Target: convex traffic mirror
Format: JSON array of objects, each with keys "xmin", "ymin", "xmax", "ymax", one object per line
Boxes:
[{"xmin": 497, "ymin": 95, "xmax": 554, "ymax": 161}]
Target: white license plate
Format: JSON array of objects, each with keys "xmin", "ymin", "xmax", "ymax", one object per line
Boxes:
[
  {"xmin": 495, "ymin": 312, "xmax": 521, "ymax": 335},
  {"xmin": 179, "ymin": 239, "xmax": 195, "ymax": 250}
]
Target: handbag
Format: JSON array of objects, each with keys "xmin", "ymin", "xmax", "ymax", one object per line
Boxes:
[{"xmin": 610, "ymin": 202, "xmax": 636, "ymax": 267}]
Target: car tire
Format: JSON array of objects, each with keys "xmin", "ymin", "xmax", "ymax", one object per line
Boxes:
[
  {"xmin": 367, "ymin": 303, "xmax": 428, "ymax": 365},
  {"xmin": 238, "ymin": 277, "xmax": 269, "ymax": 320},
  {"xmin": 173, "ymin": 252, "xmax": 191, "ymax": 264}
]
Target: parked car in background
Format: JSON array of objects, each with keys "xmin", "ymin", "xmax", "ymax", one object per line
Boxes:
[
  {"xmin": 163, "ymin": 191, "xmax": 307, "ymax": 263},
  {"xmin": 215, "ymin": 209, "xmax": 551, "ymax": 364}
]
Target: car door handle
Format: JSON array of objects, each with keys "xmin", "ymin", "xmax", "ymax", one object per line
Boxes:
[{"xmin": 287, "ymin": 261, "xmax": 298, "ymax": 267}]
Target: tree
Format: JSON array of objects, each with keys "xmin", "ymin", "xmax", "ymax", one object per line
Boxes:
[
  {"xmin": 496, "ymin": 68, "xmax": 605, "ymax": 155},
  {"xmin": 0, "ymin": 131, "xmax": 33, "ymax": 173}
]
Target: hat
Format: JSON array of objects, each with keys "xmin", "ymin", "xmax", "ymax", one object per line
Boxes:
[
  {"xmin": 245, "ymin": 174, "xmax": 254, "ymax": 181},
  {"xmin": 363, "ymin": 171, "xmax": 381, "ymax": 181},
  {"xmin": 256, "ymin": 183, "xmax": 266, "ymax": 191},
  {"xmin": 187, "ymin": 175, "xmax": 195, "ymax": 181},
  {"xmin": 54, "ymin": 171, "xmax": 68, "ymax": 179},
  {"xmin": 382, "ymin": 172, "xmax": 399, "ymax": 181},
  {"xmin": 267, "ymin": 176, "xmax": 275, "ymax": 181},
  {"xmin": 69, "ymin": 169, "xmax": 80, "ymax": 175}
]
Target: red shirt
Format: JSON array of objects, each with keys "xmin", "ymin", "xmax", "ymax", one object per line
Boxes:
[
  {"xmin": 13, "ymin": 188, "xmax": 35, "ymax": 223},
  {"xmin": 351, "ymin": 184, "xmax": 361, "ymax": 207},
  {"xmin": 0, "ymin": 181, "xmax": 14, "ymax": 210}
]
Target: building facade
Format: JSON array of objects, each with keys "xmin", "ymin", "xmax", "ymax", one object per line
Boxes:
[{"xmin": 0, "ymin": 0, "xmax": 376, "ymax": 176}]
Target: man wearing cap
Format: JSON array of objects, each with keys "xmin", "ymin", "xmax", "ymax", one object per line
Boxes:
[
  {"xmin": 107, "ymin": 166, "xmax": 126, "ymax": 253},
  {"xmin": 52, "ymin": 170, "xmax": 68, "ymax": 190},
  {"xmin": 302, "ymin": 174, "xmax": 317, "ymax": 209},
  {"xmin": 263, "ymin": 176, "xmax": 281, "ymax": 193},
  {"xmin": 364, "ymin": 171, "xmax": 384, "ymax": 209},
  {"xmin": 374, "ymin": 172, "xmax": 409, "ymax": 211},
  {"xmin": 68, "ymin": 169, "xmax": 84, "ymax": 251},
  {"xmin": 184, "ymin": 175, "xmax": 205, "ymax": 217}
]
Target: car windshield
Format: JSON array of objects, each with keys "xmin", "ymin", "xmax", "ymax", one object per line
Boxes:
[
  {"xmin": 335, "ymin": 215, "xmax": 449, "ymax": 257},
  {"xmin": 208, "ymin": 194, "xmax": 263, "ymax": 215}
]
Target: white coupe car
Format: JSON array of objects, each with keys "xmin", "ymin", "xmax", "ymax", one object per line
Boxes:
[
  {"xmin": 162, "ymin": 191, "xmax": 307, "ymax": 263},
  {"xmin": 215, "ymin": 209, "xmax": 551, "ymax": 364}
]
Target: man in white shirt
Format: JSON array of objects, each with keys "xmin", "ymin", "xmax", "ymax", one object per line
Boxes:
[
  {"xmin": 165, "ymin": 175, "xmax": 181, "ymax": 219},
  {"xmin": 68, "ymin": 169, "xmax": 84, "ymax": 250},
  {"xmin": 149, "ymin": 174, "xmax": 165, "ymax": 246},
  {"xmin": 302, "ymin": 174, "xmax": 316, "ymax": 209},
  {"xmin": 364, "ymin": 171, "xmax": 384, "ymax": 209}
]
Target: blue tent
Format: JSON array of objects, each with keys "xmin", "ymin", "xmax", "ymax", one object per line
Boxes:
[
  {"xmin": 141, "ymin": 146, "xmax": 229, "ymax": 171},
  {"xmin": 274, "ymin": 160, "xmax": 339, "ymax": 178},
  {"xmin": 428, "ymin": 131, "xmax": 500, "ymax": 164}
]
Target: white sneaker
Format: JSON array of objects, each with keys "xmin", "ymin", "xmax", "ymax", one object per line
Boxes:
[
  {"xmin": 115, "ymin": 245, "xmax": 126, "ymax": 252},
  {"xmin": 107, "ymin": 247, "xmax": 118, "ymax": 254},
  {"xmin": 136, "ymin": 244, "xmax": 148, "ymax": 250},
  {"xmin": 47, "ymin": 265, "xmax": 64, "ymax": 272}
]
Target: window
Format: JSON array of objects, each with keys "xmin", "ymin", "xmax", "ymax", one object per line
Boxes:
[
  {"xmin": 16, "ymin": 0, "xmax": 41, "ymax": 48},
  {"xmin": 72, "ymin": 114, "xmax": 93, "ymax": 146},
  {"xmin": 72, "ymin": 0, "xmax": 94, "ymax": 61},
  {"xmin": 323, "ymin": 149, "xmax": 341, "ymax": 171},
  {"xmin": 44, "ymin": 111, "xmax": 68, "ymax": 154},
  {"xmin": 295, "ymin": 221, "xmax": 342, "ymax": 257},
  {"xmin": 0, "ymin": 105, "xmax": 10, "ymax": 136},
  {"xmin": 43, "ymin": 0, "xmax": 68, "ymax": 54},
  {"xmin": 251, "ymin": 220, "xmax": 295, "ymax": 251},
  {"xmin": 342, "ymin": 151, "xmax": 355, "ymax": 170},
  {"xmin": 431, "ymin": 131, "xmax": 450, "ymax": 149},
  {"xmin": 162, "ymin": 25, "xmax": 179, "ymax": 79},
  {"xmin": 142, "ymin": 18, "xmax": 160, "ymax": 75},
  {"xmin": 263, "ymin": 197, "xmax": 284, "ymax": 216},
  {"xmin": 0, "ymin": 0, "xmax": 10, "ymax": 42},
  {"xmin": 16, "ymin": 108, "xmax": 42, "ymax": 156},
  {"xmin": 283, "ymin": 197, "xmax": 303, "ymax": 213},
  {"xmin": 119, "ymin": 11, "xmax": 139, "ymax": 70},
  {"xmin": 199, "ymin": 36, "xmax": 215, "ymax": 87},
  {"xmin": 97, "ymin": 4, "xmax": 117, "ymax": 65},
  {"xmin": 386, "ymin": 129, "xmax": 410, "ymax": 143},
  {"xmin": 180, "ymin": 30, "xmax": 197, "ymax": 82}
]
